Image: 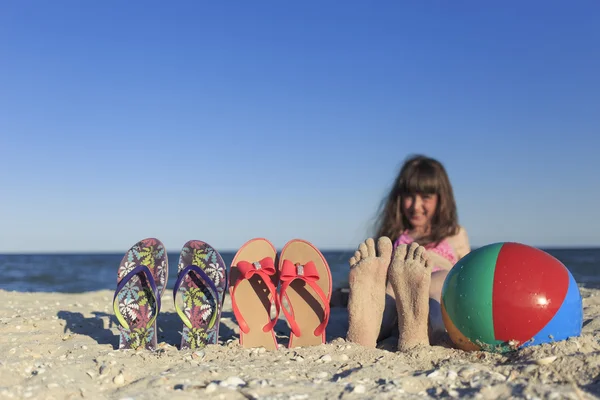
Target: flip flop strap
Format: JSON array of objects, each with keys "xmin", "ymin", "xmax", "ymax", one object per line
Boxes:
[
  {"xmin": 173, "ymin": 265, "xmax": 220, "ymax": 330},
  {"xmin": 113, "ymin": 265, "xmax": 160, "ymax": 331},
  {"xmin": 231, "ymin": 259, "xmax": 280, "ymax": 334},
  {"xmin": 279, "ymin": 260, "xmax": 330, "ymax": 338}
]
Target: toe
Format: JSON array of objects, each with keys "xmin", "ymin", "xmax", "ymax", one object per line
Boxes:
[
  {"xmin": 414, "ymin": 245, "xmax": 425, "ymax": 262},
  {"xmin": 407, "ymin": 242, "xmax": 419, "ymax": 260},
  {"xmin": 392, "ymin": 244, "xmax": 408, "ymax": 264},
  {"xmin": 359, "ymin": 242, "xmax": 369, "ymax": 259},
  {"xmin": 424, "ymin": 258, "xmax": 432, "ymax": 269},
  {"xmin": 365, "ymin": 238, "xmax": 376, "ymax": 257},
  {"xmin": 354, "ymin": 250, "xmax": 361, "ymax": 261},
  {"xmin": 349, "ymin": 256, "xmax": 357, "ymax": 266},
  {"xmin": 420, "ymin": 250, "xmax": 428, "ymax": 266},
  {"xmin": 376, "ymin": 236, "xmax": 393, "ymax": 261}
]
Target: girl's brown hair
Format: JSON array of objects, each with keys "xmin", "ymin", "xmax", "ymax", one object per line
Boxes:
[{"xmin": 375, "ymin": 155, "xmax": 459, "ymax": 246}]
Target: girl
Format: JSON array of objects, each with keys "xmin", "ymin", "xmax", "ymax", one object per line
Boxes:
[{"xmin": 346, "ymin": 155, "xmax": 470, "ymax": 350}]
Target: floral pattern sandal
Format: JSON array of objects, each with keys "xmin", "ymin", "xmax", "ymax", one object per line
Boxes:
[
  {"xmin": 173, "ymin": 240, "xmax": 227, "ymax": 350},
  {"xmin": 113, "ymin": 238, "xmax": 168, "ymax": 350}
]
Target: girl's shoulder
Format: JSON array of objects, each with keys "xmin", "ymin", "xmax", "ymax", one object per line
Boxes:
[
  {"xmin": 429, "ymin": 238, "xmax": 457, "ymax": 265},
  {"xmin": 445, "ymin": 225, "xmax": 471, "ymax": 260}
]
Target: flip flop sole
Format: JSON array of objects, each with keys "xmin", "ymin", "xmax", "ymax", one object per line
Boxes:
[
  {"xmin": 115, "ymin": 238, "xmax": 168, "ymax": 350},
  {"xmin": 279, "ymin": 239, "xmax": 331, "ymax": 348},
  {"xmin": 177, "ymin": 240, "xmax": 227, "ymax": 349},
  {"xmin": 230, "ymin": 238, "xmax": 278, "ymax": 350}
]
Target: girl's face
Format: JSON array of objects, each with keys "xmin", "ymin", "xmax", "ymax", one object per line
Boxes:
[{"xmin": 402, "ymin": 192, "xmax": 438, "ymax": 230}]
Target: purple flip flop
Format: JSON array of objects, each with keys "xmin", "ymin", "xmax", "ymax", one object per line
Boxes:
[
  {"xmin": 113, "ymin": 238, "xmax": 168, "ymax": 350},
  {"xmin": 173, "ymin": 240, "xmax": 227, "ymax": 349}
]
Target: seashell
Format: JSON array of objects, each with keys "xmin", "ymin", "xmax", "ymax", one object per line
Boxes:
[{"xmin": 535, "ymin": 356, "xmax": 557, "ymax": 365}]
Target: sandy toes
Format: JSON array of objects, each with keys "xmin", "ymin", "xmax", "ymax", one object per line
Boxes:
[
  {"xmin": 388, "ymin": 242, "xmax": 431, "ymax": 351},
  {"xmin": 346, "ymin": 237, "xmax": 393, "ymax": 348}
]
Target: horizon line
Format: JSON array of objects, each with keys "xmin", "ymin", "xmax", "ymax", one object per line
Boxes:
[{"xmin": 1, "ymin": 244, "xmax": 599, "ymax": 255}]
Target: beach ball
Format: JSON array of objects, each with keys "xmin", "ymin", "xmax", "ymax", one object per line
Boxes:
[{"xmin": 441, "ymin": 242, "xmax": 582, "ymax": 353}]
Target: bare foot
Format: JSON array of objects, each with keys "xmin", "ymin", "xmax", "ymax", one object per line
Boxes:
[
  {"xmin": 346, "ymin": 237, "xmax": 393, "ymax": 347},
  {"xmin": 388, "ymin": 242, "xmax": 431, "ymax": 351}
]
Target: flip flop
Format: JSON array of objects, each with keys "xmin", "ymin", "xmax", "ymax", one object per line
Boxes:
[
  {"xmin": 230, "ymin": 238, "xmax": 280, "ymax": 350},
  {"xmin": 278, "ymin": 239, "xmax": 332, "ymax": 348},
  {"xmin": 113, "ymin": 238, "xmax": 168, "ymax": 350},
  {"xmin": 173, "ymin": 240, "xmax": 227, "ymax": 350}
]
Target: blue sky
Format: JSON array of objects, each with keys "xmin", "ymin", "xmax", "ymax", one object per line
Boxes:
[{"xmin": 1, "ymin": 1, "xmax": 599, "ymax": 253}]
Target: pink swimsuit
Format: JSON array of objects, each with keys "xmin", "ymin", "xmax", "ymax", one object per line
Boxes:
[{"xmin": 393, "ymin": 232, "xmax": 457, "ymax": 272}]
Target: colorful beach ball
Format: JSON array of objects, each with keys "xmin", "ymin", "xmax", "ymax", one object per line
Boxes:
[{"xmin": 441, "ymin": 242, "xmax": 583, "ymax": 353}]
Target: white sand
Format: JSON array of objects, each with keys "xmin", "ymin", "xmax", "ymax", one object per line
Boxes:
[{"xmin": 1, "ymin": 286, "xmax": 599, "ymax": 399}]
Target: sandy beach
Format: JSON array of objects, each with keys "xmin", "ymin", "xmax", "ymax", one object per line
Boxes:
[{"xmin": 1, "ymin": 285, "xmax": 599, "ymax": 400}]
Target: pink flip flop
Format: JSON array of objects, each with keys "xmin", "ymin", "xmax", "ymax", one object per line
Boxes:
[
  {"xmin": 278, "ymin": 239, "xmax": 331, "ymax": 348},
  {"xmin": 229, "ymin": 238, "xmax": 280, "ymax": 350}
]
